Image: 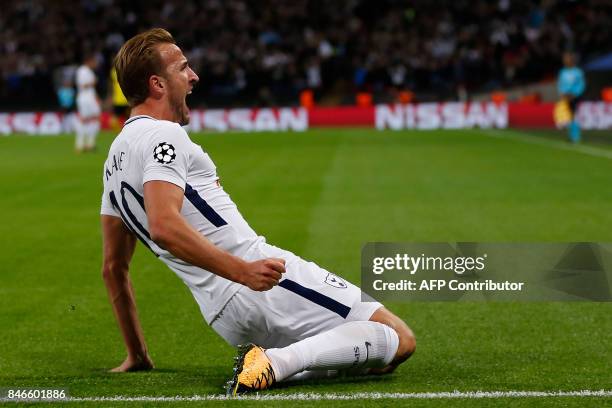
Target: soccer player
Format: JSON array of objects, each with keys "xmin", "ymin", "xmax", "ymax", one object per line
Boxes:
[
  {"xmin": 101, "ymin": 29, "xmax": 415, "ymax": 395},
  {"xmin": 75, "ymin": 53, "xmax": 101, "ymax": 152},
  {"xmin": 557, "ymin": 51, "xmax": 585, "ymax": 143}
]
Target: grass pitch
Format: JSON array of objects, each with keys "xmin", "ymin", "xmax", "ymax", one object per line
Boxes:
[{"xmin": 1, "ymin": 128, "xmax": 611, "ymax": 407}]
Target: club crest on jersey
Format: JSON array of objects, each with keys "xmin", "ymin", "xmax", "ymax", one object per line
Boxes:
[
  {"xmin": 154, "ymin": 142, "xmax": 176, "ymax": 164},
  {"xmin": 324, "ymin": 273, "xmax": 348, "ymax": 289}
]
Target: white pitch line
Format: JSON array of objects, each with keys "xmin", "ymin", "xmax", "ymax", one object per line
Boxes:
[
  {"xmin": 44, "ymin": 390, "xmax": 612, "ymax": 402},
  {"xmin": 485, "ymin": 129, "xmax": 612, "ymax": 160}
]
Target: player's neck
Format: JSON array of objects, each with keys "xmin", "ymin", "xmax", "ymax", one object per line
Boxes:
[{"xmin": 130, "ymin": 100, "xmax": 176, "ymax": 123}]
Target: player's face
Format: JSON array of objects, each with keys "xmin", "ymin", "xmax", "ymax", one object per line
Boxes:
[
  {"xmin": 87, "ymin": 56, "xmax": 98, "ymax": 69},
  {"xmin": 159, "ymin": 43, "xmax": 199, "ymax": 125}
]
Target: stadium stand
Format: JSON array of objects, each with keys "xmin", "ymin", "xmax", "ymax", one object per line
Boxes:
[{"xmin": 1, "ymin": 0, "xmax": 611, "ymax": 110}]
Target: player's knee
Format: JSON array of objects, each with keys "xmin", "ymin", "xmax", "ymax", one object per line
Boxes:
[
  {"xmin": 369, "ymin": 307, "xmax": 415, "ymax": 365},
  {"xmin": 394, "ymin": 326, "xmax": 416, "ymax": 364},
  {"xmin": 368, "ymin": 325, "xmax": 414, "ymax": 375}
]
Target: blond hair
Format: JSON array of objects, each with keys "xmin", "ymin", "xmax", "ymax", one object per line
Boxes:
[{"xmin": 114, "ymin": 28, "xmax": 175, "ymax": 106}]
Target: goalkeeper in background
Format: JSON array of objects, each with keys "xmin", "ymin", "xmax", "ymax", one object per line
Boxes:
[{"xmin": 557, "ymin": 51, "xmax": 585, "ymax": 143}]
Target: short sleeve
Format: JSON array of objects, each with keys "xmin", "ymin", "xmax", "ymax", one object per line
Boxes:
[
  {"xmin": 100, "ymin": 189, "xmax": 120, "ymax": 217},
  {"xmin": 142, "ymin": 122, "xmax": 190, "ymax": 190}
]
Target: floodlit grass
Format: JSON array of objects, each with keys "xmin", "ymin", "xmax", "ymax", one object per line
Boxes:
[{"xmin": 1, "ymin": 128, "xmax": 611, "ymax": 407}]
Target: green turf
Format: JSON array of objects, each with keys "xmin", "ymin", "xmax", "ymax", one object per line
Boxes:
[{"xmin": 1, "ymin": 129, "xmax": 611, "ymax": 407}]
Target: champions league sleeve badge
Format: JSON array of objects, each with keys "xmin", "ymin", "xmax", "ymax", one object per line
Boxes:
[{"xmin": 154, "ymin": 142, "xmax": 177, "ymax": 164}]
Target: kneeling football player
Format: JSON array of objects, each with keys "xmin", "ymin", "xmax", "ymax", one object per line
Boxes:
[{"xmin": 101, "ymin": 29, "xmax": 416, "ymax": 395}]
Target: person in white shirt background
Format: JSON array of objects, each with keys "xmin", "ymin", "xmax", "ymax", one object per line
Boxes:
[{"xmin": 75, "ymin": 53, "xmax": 101, "ymax": 152}]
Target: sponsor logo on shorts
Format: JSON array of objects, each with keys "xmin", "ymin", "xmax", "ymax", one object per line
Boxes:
[{"xmin": 324, "ymin": 273, "xmax": 348, "ymax": 289}]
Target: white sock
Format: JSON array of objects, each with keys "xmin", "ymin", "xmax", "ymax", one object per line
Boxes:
[
  {"xmin": 284, "ymin": 370, "xmax": 338, "ymax": 382},
  {"xmin": 85, "ymin": 122, "xmax": 99, "ymax": 149},
  {"xmin": 265, "ymin": 321, "xmax": 399, "ymax": 382},
  {"xmin": 75, "ymin": 120, "xmax": 85, "ymax": 150}
]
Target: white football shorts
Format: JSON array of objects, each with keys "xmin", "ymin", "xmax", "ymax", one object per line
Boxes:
[
  {"xmin": 210, "ymin": 242, "xmax": 382, "ymax": 348},
  {"xmin": 76, "ymin": 95, "xmax": 101, "ymax": 118}
]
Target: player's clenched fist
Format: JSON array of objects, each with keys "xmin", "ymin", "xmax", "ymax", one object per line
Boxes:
[{"xmin": 241, "ymin": 258, "xmax": 286, "ymax": 291}]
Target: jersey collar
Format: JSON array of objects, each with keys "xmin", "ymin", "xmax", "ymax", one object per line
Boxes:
[{"xmin": 124, "ymin": 115, "xmax": 156, "ymax": 126}]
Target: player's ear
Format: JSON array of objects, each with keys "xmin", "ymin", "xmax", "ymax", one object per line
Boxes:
[{"xmin": 149, "ymin": 75, "xmax": 165, "ymax": 99}]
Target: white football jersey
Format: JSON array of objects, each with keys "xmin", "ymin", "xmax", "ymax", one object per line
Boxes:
[
  {"xmin": 101, "ymin": 115, "xmax": 264, "ymax": 322},
  {"xmin": 76, "ymin": 65, "xmax": 97, "ymax": 98}
]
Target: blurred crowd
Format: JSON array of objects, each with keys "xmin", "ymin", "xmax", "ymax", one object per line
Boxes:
[{"xmin": 1, "ymin": 0, "xmax": 611, "ymax": 109}]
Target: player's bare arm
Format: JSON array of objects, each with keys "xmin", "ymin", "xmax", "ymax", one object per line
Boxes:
[
  {"xmin": 101, "ymin": 215, "xmax": 154, "ymax": 372},
  {"xmin": 143, "ymin": 180, "xmax": 286, "ymax": 291}
]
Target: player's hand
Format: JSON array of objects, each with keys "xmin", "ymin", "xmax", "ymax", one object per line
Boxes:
[
  {"xmin": 242, "ymin": 258, "xmax": 286, "ymax": 291},
  {"xmin": 110, "ymin": 353, "xmax": 154, "ymax": 373}
]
